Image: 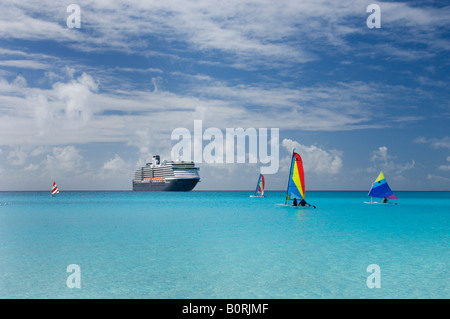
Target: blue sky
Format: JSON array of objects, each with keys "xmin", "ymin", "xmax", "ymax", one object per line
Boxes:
[{"xmin": 0, "ymin": 0, "xmax": 449, "ymax": 191}]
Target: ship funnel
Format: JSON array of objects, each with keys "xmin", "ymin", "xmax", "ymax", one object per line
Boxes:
[{"xmin": 153, "ymin": 155, "xmax": 160, "ymax": 165}]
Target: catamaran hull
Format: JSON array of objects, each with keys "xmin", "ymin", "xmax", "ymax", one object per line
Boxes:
[
  {"xmin": 132, "ymin": 178, "xmax": 199, "ymax": 191},
  {"xmin": 276, "ymin": 204, "xmax": 315, "ymax": 208},
  {"xmin": 364, "ymin": 201, "xmax": 397, "ymax": 205}
]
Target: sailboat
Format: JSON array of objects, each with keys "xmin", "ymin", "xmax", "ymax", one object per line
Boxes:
[
  {"xmin": 278, "ymin": 149, "xmax": 315, "ymax": 208},
  {"xmin": 365, "ymin": 171, "xmax": 397, "ymax": 205},
  {"xmin": 51, "ymin": 181, "xmax": 59, "ymax": 196},
  {"xmin": 250, "ymin": 174, "xmax": 265, "ymax": 197}
]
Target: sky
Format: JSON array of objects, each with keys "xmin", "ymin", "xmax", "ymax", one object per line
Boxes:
[{"xmin": 0, "ymin": 0, "xmax": 449, "ymax": 191}]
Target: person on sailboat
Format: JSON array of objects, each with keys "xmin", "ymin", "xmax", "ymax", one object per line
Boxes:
[
  {"xmin": 381, "ymin": 197, "xmax": 388, "ymax": 203},
  {"xmin": 299, "ymin": 199, "xmax": 307, "ymax": 206},
  {"xmin": 292, "ymin": 198, "xmax": 298, "ymax": 206}
]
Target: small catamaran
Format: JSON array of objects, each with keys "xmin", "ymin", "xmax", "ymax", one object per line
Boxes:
[
  {"xmin": 250, "ymin": 174, "xmax": 265, "ymax": 197},
  {"xmin": 51, "ymin": 181, "xmax": 59, "ymax": 196},
  {"xmin": 279, "ymin": 149, "xmax": 315, "ymax": 208},
  {"xmin": 365, "ymin": 172, "xmax": 397, "ymax": 205}
]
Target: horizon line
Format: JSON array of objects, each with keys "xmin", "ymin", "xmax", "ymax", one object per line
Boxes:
[{"xmin": 0, "ymin": 190, "xmax": 449, "ymax": 192}]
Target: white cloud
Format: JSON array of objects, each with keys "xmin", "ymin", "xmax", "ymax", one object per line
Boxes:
[
  {"xmin": 52, "ymin": 72, "xmax": 98, "ymax": 127},
  {"xmin": 282, "ymin": 138, "xmax": 343, "ymax": 175},
  {"xmin": 370, "ymin": 146, "xmax": 394, "ymax": 163},
  {"xmin": 427, "ymin": 174, "xmax": 450, "ymax": 182},
  {"xmin": 415, "ymin": 136, "xmax": 450, "ymax": 149},
  {"xmin": 0, "ymin": 59, "xmax": 51, "ymax": 70},
  {"xmin": 1, "ymin": 1, "xmax": 447, "ymax": 67},
  {"xmin": 24, "ymin": 163, "xmax": 39, "ymax": 171},
  {"xmin": 416, "ymin": 75, "xmax": 447, "ymax": 87},
  {"xmin": 99, "ymin": 154, "xmax": 134, "ymax": 184},
  {"xmin": 7, "ymin": 147, "xmax": 27, "ymax": 166},
  {"xmin": 12, "ymin": 75, "xmax": 27, "ymax": 87},
  {"xmin": 187, "ymin": 80, "xmax": 403, "ymax": 131},
  {"xmin": 4, "ymin": 146, "xmax": 47, "ymax": 169},
  {"xmin": 45, "ymin": 145, "xmax": 83, "ymax": 173},
  {"xmin": 368, "ymin": 146, "xmax": 415, "ymax": 175},
  {"xmin": 0, "ymin": 145, "xmax": 95, "ymax": 190},
  {"xmin": 30, "ymin": 146, "xmax": 47, "ymax": 157},
  {"xmin": 0, "ymin": 72, "xmax": 100, "ymax": 142},
  {"xmin": 102, "ymin": 154, "xmax": 126, "ymax": 171},
  {"xmin": 438, "ymin": 156, "xmax": 450, "ymax": 171},
  {"xmin": 0, "ymin": 3, "xmax": 78, "ymax": 43},
  {"xmin": 0, "ymin": 69, "xmax": 424, "ymax": 149},
  {"xmin": 381, "ymin": 2, "xmax": 449, "ymax": 29}
]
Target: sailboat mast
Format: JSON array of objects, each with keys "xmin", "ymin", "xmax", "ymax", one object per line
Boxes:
[{"xmin": 285, "ymin": 149, "xmax": 295, "ymax": 204}]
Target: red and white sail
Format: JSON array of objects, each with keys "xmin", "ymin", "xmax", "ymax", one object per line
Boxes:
[{"xmin": 51, "ymin": 182, "xmax": 59, "ymax": 195}]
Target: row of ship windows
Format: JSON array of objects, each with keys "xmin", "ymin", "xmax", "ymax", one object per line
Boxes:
[{"xmin": 134, "ymin": 168, "xmax": 198, "ymax": 179}]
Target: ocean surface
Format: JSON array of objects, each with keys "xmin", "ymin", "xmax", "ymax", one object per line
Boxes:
[{"xmin": 0, "ymin": 191, "xmax": 448, "ymax": 299}]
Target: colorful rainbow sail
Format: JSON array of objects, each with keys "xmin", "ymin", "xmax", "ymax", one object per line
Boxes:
[
  {"xmin": 285, "ymin": 150, "xmax": 305, "ymax": 203},
  {"xmin": 254, "ymin": 174, "xmax": 265, "ymax": 197},
  {"xmin": 368, "ymin": 172, "xmax": 397, "ymax": 199}
]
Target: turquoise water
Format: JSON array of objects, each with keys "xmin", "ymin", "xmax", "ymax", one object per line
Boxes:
[{"xmin": 0, "ymin": 191, "xmax": 448, "ymax": 299}]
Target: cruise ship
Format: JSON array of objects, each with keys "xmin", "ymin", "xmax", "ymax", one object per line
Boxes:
[{"xmin": 132, "ymin": 155, "xmax": 200, "ymax": 191}]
